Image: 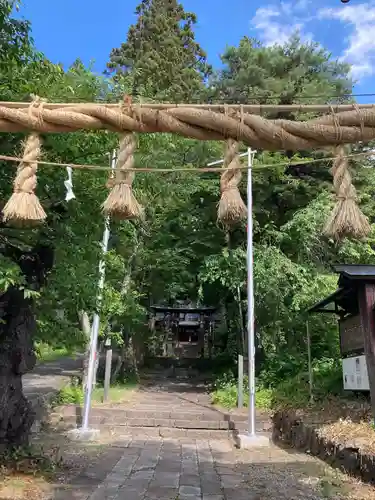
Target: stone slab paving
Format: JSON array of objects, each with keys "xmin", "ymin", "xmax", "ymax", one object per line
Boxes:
[{"xmin": 82, "ymin": 437, "xmax": 335, "ymax": 500}]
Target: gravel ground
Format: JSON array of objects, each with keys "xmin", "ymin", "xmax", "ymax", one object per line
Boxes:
[{"xmin": 232, "ymin": 442, "xmax": 375, "ymax": 500}]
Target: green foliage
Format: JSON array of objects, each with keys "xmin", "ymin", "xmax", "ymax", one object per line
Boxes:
[
  {"xmin": 0, "ymin": 254, "xmax": 24, "ymax": 292},
  {"xmin": 55, "ymin": 379, "xmax": 138, "ymax": 405},
  {"xmin": 108, "ymin": 0, "xmax": 211, "ymax": 100},
  {"xmin": 55, "ymin": 384, "xmax": 84, "ymax": 405},
  {"xmin": 270, "ymin": 358, "xmax": 344, "ymax": 409},
  {"xmin": 212, "ymin": 358, "xmax": 344, "ymax": 410},
  {"xmin": 0, "ymin": 0, "xmax": 32, "ymax": 74},
  {"xmin": 35, "ymin": 343, "xmax": 72, "ymax": 363},
  {"xmin": 210, "ymin": 34, "xmax": 352, "ymax": 105},
  {"xmin": 212, "ymin": 372, "xmax": 273, "ymax": 410},
  {"xmin": 0, "ymin": 2, "xmax": 374, "ymax": 411}
]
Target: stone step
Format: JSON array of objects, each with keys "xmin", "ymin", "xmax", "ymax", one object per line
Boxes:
[
  {"xmin": 50, "ymin": 413, "xmax": 271, "ymax": 433},
  {"xmin": 53, "ymin": 421, "xmax": 238, "ymax": 439},
  {"xmin": 53, "ymin": 405, "xmax": 269, "ymax": 425},
  {"xmin": 53, "ymin": 418, "xmax": 272, "ymax": 439},
  {"xmin": 108, "ymin": 425, "xmax": 237, "ymax": 439},
  {"xmin": 56, "ymin": 405, "xmax": 226, "ymax": 420}
]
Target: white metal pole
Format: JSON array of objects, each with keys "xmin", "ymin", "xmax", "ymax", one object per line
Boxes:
[
  {"xmin": 208, "ymin": 149, "xmax": 257, "ymax": 436},
  {"xmin": 81, "ymin": 149, "xmax": 116, "ymax": 431},
  {"xmin": 247, "ymin": 147, "xmax": 256, "ymax": 436}
]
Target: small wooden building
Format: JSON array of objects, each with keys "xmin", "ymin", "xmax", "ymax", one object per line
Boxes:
[
  {"xmin": 149, "ymin": 305, "xmax": 216, "ymax": 359},
  {"xmin": 308, "ymin": 265, "xmax": 375, "ymax": 412}
]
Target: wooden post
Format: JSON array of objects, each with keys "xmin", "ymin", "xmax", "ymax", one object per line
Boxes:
[
  {"xmin": 103, "ymin": 337, "xmax": 112, "ymax": 403},
  {"xmin": 237, "ymin": 286, "xmax": 245, "ymax": 354},
  {"xmin": 199, "ymin": 312, "xmax": 205, "ymax": 357},
  {"xmin": 358, "ymin": 283, "xmax": 375, "ymax": 421},
  {"xmin": 238, "ymin": 354, "xmax": 244, "ymax": 408}
]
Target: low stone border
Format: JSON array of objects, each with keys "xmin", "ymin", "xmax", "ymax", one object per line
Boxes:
[{"xmin": 272, "ymin": 410, "xmax": 375, "ymax": 484}]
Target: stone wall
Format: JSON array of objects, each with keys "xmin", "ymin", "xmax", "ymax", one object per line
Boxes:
[{"xmin": 272, "ymin": 410, "xmax": 375, "ymax": 484}]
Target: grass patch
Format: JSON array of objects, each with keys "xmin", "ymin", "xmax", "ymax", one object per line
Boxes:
[
  {"xmin": 54, "ymin": 378, "xmax": 138, "ymax": 405},
  {"xmin": 212, "ymin": 385, "xmax": 273, "ymax": 410},
  {"xmin": 35, "ymin": 343, "xmax": 74, "ymax": 363}
]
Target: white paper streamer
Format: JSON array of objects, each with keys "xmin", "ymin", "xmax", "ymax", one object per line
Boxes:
[{"xmin": 64, "ymin": 166, "xmax": 76, "ymax": 202}]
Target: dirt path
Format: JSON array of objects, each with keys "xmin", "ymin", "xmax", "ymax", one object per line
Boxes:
[{"xmin": 23, "ymin": 356, "xmax": 82, "ymax": 398}]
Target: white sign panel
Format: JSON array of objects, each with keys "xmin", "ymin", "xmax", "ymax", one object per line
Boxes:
[{"xmin": 342, "ymin": 355, "xmax": 370, "ymax": 391}]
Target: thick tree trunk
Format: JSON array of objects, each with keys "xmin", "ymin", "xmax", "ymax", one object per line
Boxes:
[
  {"xmin": 0, "ymin": 242, "xmax": 54, "ymax": 452},
  {"xmin": 0, "ymin": 288, "xmax": 37, "ymax": 452}
]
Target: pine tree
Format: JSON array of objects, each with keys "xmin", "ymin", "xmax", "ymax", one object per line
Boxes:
[
  {"xmin": 107, "ymin": 0, "xmax": 211, "ymax": 101},
  {"xmin": 210, "ymin": 35, "xmax": 352, "ymax": 108}
]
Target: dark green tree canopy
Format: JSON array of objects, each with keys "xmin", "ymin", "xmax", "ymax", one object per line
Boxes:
[
  {"xmin": 107, "ymin": 0, "xmax": 212, "ymax": 100},
  {"xmin": 209, "ymin": 35, "xmax": 353, "ymax": 107}
]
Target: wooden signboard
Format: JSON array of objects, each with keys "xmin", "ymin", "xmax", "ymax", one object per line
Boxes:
[{"xmin": 339, "ymin": 314, "xmax": 365, "ymax": 356}]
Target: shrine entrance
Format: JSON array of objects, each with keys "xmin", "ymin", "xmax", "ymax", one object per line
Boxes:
[{"xmin": 149, "ymin": 304, "xmax": 216, "ymax": 359}]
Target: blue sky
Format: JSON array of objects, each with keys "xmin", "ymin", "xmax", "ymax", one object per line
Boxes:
[{"xmin": 18, "ymin": 0, "xmax": 375, "ymax": 101}]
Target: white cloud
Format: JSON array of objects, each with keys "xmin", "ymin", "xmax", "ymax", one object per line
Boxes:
[
  {"xmin": 318, "ymin": 4, "xmax": 375, "ymax": 79},
  {"xmin": 251, "ymin": 6, "xmax": 302, "ymax": 46},
  {"xmin": 251, "ymin": 1, "xmax": 312, "ymax": 47},
  {"xmin": 251, "ymin": 1, "xmax": 375, "ymax": 81}
]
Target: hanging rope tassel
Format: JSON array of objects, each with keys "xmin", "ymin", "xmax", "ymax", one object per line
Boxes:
[
  {"xmin": 217, "ymin": 139, "xmax": 247, "ymax": 226},
  {"xmin": 324, "ymin": 146, "xmax": 371, "ymax": 240},
  {"xmin": 102, "ymin": 133, "xmax": 143, "ymax": 219},
  {"xmin": 2, "ymin": 132, "xmax": 46, "ymax": 226}
]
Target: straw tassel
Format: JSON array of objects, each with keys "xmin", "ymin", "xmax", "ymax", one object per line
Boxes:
[
  {"xmin": 2, "ymin": 132, "xmax": 46, "ymax": 226},
  {"xmin": 102, "ymin": 133, "xmax": 143, "ymax": 219},
  {"xmin": 217, "ymin": 139, "xmax": 247, "ymax": 226},
  {"xmin": 324, "ymin": 146, "xmax": 371, "ymax": 240}
]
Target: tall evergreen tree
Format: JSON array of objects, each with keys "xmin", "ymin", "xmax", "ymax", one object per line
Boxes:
[
  {"xmin": 107, "ymin": 0, "xmax": 211, "ymax": 101},
  {"xmin": 210, "ymin": 35, "xmax": 352, "ymax": 107}
]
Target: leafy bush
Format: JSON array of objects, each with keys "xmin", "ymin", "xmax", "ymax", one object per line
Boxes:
[
  {"xmin": 55, "ymin": 385, "xmax": 83, "ymax": 405},
  {"xmin": 211, "ymin": 372, "xmax": 273, "ymax": 410},
  {"xmin": 54, "ymin": 381, "xmax": 83, "ymax": 405},
  {"xmin": 257, "ymin": 349, "xmax": 306, "ymax": 388},
  {"xmin": 212, "ymin": 358, "xmax": 345, "ymax": 410}
]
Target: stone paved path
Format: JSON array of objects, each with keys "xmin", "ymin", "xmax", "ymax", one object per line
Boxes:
[
  {"xmin": 47, "ymin": 368, "xmax": 375, "ymax": 499},
  {"xmin": 81, "ymin": 436, "xmax": 339, "ymax": 500}
]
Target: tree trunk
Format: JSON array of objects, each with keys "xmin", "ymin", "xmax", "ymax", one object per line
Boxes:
[
  {"xmin": 0, "ymin": 242, "xmax": 54, "ymax": 452},
  {"xmin": 0, "ymin": 288, "xmax": 37, "ymax": 452}
]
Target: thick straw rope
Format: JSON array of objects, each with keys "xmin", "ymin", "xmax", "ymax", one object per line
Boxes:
[
  {"xmin": 323, "ymin": 146, "xmax": 371, "ymax": 239},
  {"xmin": 2, "ymin": 132, "xmax": 46, "ymax": 225},
  {"xmin": 2, "ymin": 99, "xmax": 46, "ymax": 225},
  {"xmin": 1, "ymin": 104, "xmax": 375, "ymax": 150},
  {"xmin": 102, "ymin": 133, "xmax": 143, "ymax": 219},
  {"xmin": 218, "ymin": 139, "xmax": 247, "ymax": 225}
]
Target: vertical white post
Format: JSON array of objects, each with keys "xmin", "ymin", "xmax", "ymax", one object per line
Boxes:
[
  {"xmin": 81, "ymin": 150, "xmax": 116, "ymax": 431},
  {"xmin": 247, "ymin": 148, "xmax": 256, "ymax": 436}
]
